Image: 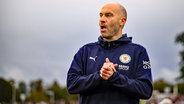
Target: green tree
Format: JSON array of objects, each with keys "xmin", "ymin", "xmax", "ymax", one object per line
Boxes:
[
  {"xmin": 16, "ymin": 81, "xmax": 27, "ymax": 102},
  {"xmin": 60, "ymin": 87, "xmax": 78, "ymax": 103},
  {"xmin": 30, "ymin": 79, "xmax": 44, "ymax": 91},
  {"xmin": 47, "ymin": 80, "xmax": 62, "ymax": 101},
  {"xmin": 18, "ymin": 81, "xmax": 27, "ymax": 94},
  {"xmin": 153, "ymin": 79, "xmax": 172, "ymax": 93},
  {"xmin": 0, "ymin": 77, "xmax": 12, "ymax": 102},
  {"xmin": 27, "ymin": 79, "xmax": 49, "ymax": 102},
  {"xmin": 47, "ymin": 80, "xmax": 78, "ymax": 103},
  {"xmin": 175, "ymin": 31, "xmax": 184, "ymax": 82},
  {"xmin": 177, "ymin": 83, "xmax": 184, "ymax": 95}
]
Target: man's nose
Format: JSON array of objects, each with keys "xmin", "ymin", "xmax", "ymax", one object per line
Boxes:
[{"xmin": 100, "ymin": 16, "xmax": 106, "ymax": 23}]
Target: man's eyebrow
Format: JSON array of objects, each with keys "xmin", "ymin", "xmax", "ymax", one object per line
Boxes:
[
  {"xmin": 105, "ymin": 12, "xmax": 113, "ymax": 14},
  {"xmin": 99, "ymin": 12, "xmax": 113, "ymax": 15}
]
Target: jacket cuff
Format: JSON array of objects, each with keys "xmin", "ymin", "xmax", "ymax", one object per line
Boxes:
[{"xmin": 108, "ymin": 71, "xmax": 120, "ymax": 83}]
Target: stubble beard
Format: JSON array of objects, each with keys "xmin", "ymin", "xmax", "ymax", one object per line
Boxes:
[
  {"xmin": 101, "ymin": 28, "xmax": 119, "ymax": 41},
  {"xmin": 102, "ymin": 33, "xmax": 112, "ymax": 39}
]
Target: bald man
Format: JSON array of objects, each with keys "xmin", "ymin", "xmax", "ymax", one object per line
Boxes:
[{"xmin": 67, "ymin": 2, "xmax": 153, "ymax": 104}]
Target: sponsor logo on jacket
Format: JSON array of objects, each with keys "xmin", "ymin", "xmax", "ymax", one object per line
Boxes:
[
  {"xmin": 143, "ymin": 60, "xmax": 151, "ymax": 69},
  {"xmin": 118, "ymin": 65, "xmax": 129, "ymax": 70}
]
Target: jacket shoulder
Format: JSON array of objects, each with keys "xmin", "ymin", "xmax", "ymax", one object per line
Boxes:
[
  {"xmin": 128, "ymin": 42, "xmax": 147, "ymax": 50},
  {"xmin": 82, "ymin": 42, "xmax": 98, "ymax": 48}
]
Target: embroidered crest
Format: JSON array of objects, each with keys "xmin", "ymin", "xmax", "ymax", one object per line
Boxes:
[{"xmin": 119, "ymin": 54, "xmax": 131, "ymax": 64}]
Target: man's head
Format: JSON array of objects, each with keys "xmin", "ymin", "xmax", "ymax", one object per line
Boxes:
[{"xmin": 99, "ymin": 2, "xmax": 127, "ymax": 42}]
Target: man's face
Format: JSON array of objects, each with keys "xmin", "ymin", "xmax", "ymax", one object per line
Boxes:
[{"xmin": 99, "ymin": 4, "xmax": 122, "ymax": 41}]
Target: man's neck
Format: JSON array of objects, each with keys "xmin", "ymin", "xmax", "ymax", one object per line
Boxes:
[{"xmin": 103, "ymin": 34, "xmax": 123, "ymax": 42}]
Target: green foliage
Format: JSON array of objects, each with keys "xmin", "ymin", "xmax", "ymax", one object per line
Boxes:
[
  {"xmin": 0, "ymin": 78, "xmax": 12, "ymax": 102},
  {"xmin": 153, "ymin": 79, "xmax": 172, "ymax": 93},
  {"xmin": 175, "ymin": 32, "xmax": 184, "ymax": 46},
  {"xmin": 47, "ymin": 80, "xmax": 78, "ymax": 102},
  {"xmin": 18, "ymin": 81, "xmax": 27, "ymax": 94},
  {"xmin": 27, "ymin": 79, "xmax": 49, "ymax": 102},
  {"xmin": 177, "ymin": 82, "xmax": 184, "ymax": 95},
  {"xmin": 60, "ymin": 87, "xmax": 78, "ymax": 101},
  {"xmin": 175, "ymin": 31, "xmax": 184, "ymax": 82},
  {"xmin": 68, "ymin": 93, "xmax": 78, "ymax": 101},
  {"xmin": 30, "ymin": 79, "xmax": 44, "ymax": 91},
  {"xmin": 47, "ymin": 80, "xmax": 63, "ymax": 100},
  {"xmin": 0, "ymin": 78, "xmax": 79, "ymax": 103},
  {"xmin": 27, "ymin": 90, "xmax": 49, "ymax": 102}
]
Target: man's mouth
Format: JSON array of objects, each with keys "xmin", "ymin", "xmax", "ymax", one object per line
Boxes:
[{"xmin": 100, "ymin": 26, "xmax": 107, "ymax": 32}]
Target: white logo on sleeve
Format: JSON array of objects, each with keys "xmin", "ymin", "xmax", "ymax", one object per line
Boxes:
[{"xmin": 143, "ymin": 60, "xmax": 151, "ymax": 69}]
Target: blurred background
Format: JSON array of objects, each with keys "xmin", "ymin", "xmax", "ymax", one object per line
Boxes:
[{"xmin": 0, "ymin": 0, "xmax": 184, "ymax": 104}]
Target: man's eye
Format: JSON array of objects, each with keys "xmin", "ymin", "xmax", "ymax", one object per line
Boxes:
[{"xmin": 106, "ymin": 13, "xmax": 112, "ymax": 17}]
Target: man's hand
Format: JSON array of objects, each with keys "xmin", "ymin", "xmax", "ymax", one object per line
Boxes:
[{"xmin": 100, "ymin": 58, "xmax": 118, "ymax": 80}]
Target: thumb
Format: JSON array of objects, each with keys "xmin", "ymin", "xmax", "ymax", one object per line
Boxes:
[{"xmin": 105, "ymin": 58, "xmax": 110, "ymax": 63}]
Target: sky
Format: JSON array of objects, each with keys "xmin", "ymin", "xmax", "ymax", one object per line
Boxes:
[{"xmin": 0, "ymin": 0, "xmax": 184, "ymax": 86}]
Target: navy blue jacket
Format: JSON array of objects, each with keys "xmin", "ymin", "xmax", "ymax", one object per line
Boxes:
[{"xmin": 67, "ymin": 34, "xmax": 153, "ymax": 104}]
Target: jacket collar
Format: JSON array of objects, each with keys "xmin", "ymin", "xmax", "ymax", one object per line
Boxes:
[{"xmin": 97, "ymin": 34, "xmax": 132, "ymax": 49}]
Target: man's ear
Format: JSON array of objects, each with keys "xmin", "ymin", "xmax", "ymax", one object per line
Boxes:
[{"xmin": 120, "ymin": 17, "xmax": 126, "ymax": 26}]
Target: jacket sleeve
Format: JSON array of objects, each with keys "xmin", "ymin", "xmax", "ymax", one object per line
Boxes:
[
  {"xmin": 66, "ymin": 47, "xmax": 102, "ymax": 94},
  {"xmin": 108, "ymin": 47, "xmax": 153, "ymax": 99}
]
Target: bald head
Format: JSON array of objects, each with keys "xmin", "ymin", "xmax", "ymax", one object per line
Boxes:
[
  {"xmin": 99, "ymin": 2, "xmax": 127, "ymax": 41},
  {"xmin": 102, "ymin": 2, "xmax": 127, "ymax": 19}
]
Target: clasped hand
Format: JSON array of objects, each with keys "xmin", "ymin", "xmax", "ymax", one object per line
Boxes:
[{"xmin": 100, "ymin": 58, "xmax": 118, "ymax": 80}]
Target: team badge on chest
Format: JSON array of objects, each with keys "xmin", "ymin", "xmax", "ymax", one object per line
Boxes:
[{"xmin": 119, "ymin": 54, "xmax": 131, "ymax": 64}]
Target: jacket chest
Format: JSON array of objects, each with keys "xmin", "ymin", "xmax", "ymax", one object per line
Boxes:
[{"xmin": 84, "ymin": 48, "xmax": 136, "ymax": 76}]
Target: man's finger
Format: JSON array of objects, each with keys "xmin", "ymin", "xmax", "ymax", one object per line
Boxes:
[
  {"xmin": 114, "ymin": 64, "xmax": 118, "ymax": 68},
  {"xmin": 105, "ymin": 58, "xmax": 110, "ymax": 63}
]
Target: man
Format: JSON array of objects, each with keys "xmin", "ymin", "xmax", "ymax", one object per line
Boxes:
[{"xmin": 67, "ymin": 2, "xmax": 153, "ymax": 104}]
